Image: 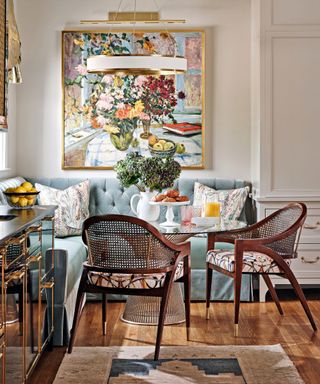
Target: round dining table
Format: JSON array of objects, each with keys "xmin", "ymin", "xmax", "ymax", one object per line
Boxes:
[{"xmin": 121, "ymin": 218, "xmax": 246, "ymax": 325}]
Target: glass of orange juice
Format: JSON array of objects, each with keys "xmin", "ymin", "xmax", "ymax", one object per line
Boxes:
[{"xmin": 202, "ymin": 195, "xmax": 221, "ymax": 218}]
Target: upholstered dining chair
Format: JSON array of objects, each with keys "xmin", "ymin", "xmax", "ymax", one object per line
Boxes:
[
  {"xmin": 68, "ymin": 214, "xmax": 191, "ymax": 360},
  {"xmin": 206, "ymin": 202, "xmax": 317, "ymax": 335}
]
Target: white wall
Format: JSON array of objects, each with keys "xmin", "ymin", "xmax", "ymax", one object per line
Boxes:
[
  {"xmin": 0, "ymin": 85, "xmax": 17, "ymax": 179},
  {"xmin": 15, "ymin": 0, "xmax": 251, "ymax": 180}
]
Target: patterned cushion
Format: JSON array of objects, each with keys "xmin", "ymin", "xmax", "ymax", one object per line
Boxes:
[
  {"xmin": 88, "ymin": 261, "xmax": 184, "ymax": 289},
  {"xmin": 35, "ymin": 180, "xmax": 90, "ymax": 238},
  {"xmin": 193, "ymin": 182, "xmax": 249, "ymax": 220},
  {"xmin": 207, "ymin": 249, "xmax": 291, "ymax": 274},
  {"xmin": 0, "ymin": 176, "xmax": 26, "ymax": 205}
]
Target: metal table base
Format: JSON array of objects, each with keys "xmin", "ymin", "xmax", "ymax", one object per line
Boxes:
[{"xmin": 121, "ymin": 283, "xmax": 186, "ymax": 325}]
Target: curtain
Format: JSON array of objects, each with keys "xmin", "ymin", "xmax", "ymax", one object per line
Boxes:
[{"xmin": 8, "ymin": 0, "xmax": 22, "ymax": 84}]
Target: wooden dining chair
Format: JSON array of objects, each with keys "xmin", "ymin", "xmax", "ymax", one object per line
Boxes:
[
  {"xmin": 206, "ymin": 202, "xmax": 317, "ymax": 335},
  {"xmin": 68, "ymin": 214, "xmax": 191, "ymax": 360}
]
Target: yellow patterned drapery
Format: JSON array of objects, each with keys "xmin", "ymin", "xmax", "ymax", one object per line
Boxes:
[{"xmin": 8, "ymin": 0, "xmax": 22, "ymax": 84}]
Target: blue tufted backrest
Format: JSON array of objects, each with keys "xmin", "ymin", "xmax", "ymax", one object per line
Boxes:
[{"xmin": 28, "ymin": 177, "xmax": 255, "ymax": 224}]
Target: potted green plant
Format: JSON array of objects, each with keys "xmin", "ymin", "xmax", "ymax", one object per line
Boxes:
[{"xmin": 114, "ymin": 152, "xmax": 181, "ymax": 221}]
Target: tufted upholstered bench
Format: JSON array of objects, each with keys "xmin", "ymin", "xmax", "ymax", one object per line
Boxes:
[{"xmin": 13, "ymin": 177, "xmax": 254, "ymax": 345}]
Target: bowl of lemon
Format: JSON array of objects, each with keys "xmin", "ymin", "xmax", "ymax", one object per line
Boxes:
[
  {"xmin": 148, "ymin": 136, "xmax": 177, "ymax": 158},
  {"xmin": 4, "ymin": 182, "xmax": 39, "ymax": 209}
]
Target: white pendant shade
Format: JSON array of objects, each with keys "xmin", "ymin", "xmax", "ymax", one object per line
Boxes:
[{"xmin": 87, "ymin": 54, "xmax": 187, "ymax": 75}]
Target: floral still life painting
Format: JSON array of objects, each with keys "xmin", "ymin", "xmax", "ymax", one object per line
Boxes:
[{"xmin": 62, "ymin": 30, "xmax": 204, "ymax": 169}]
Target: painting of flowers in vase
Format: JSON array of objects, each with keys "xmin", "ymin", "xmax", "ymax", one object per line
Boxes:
[{"xmin": 62, "ymin": 30, "xmax": 204, "ymax": 169}]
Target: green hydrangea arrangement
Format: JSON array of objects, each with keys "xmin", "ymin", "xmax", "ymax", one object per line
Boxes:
[{"xmin": 114, "ymin": 152, "xmax": 181, "ymax": 192}]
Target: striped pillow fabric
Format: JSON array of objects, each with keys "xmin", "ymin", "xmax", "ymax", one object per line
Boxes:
[{"xmin": 0, "ymin": 176, "xmax": 26, "ymax": 205}]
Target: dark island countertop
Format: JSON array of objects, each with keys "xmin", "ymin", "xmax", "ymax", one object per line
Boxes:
[{"xmin": 0, "ymin": 205, "xmax": 57, "ymax": 245}]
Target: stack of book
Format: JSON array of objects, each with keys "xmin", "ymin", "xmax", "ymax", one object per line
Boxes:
[{"xmin": 162, "ymin": 122, "xmax": 202, "ymax": 136}]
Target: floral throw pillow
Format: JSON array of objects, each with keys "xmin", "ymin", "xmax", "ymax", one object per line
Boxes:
[
  {"xmin": 35, "ymin": 181, "xmax": 90, "ymax": 237},
  {"xmin": 193, "ymin": 182, "xmax": 250, "ymax": 221}
]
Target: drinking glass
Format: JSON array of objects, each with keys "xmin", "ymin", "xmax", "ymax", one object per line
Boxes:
[
  {"xmin": 180, "ymin": 205, "xmax": 193, "ymax": 225},
  {"xmin": 202, "ymin": 195, "xmax": 221, "ymax": 218}
]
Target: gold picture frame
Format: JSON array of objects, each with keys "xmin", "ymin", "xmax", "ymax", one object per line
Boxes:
[{"xmin": 61, "ymin": 29, "xmax": 205, "ymax": 169}]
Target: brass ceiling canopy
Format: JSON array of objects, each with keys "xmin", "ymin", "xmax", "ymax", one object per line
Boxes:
[{"xmin": 80, "ymin": 12, "xmax": 186, "ymax": 25}]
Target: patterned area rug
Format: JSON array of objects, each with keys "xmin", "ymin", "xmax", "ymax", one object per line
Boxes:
[{"xmin": 53, "ymin": 345, "xmax": 304, "ymax": 384}]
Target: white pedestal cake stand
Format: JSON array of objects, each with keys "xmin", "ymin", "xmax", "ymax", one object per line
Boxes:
[{"xmin": 149, "ymin": 200, "xmax": 190, "ymax": 227}]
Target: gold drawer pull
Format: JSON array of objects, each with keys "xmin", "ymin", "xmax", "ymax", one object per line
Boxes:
[
  {"xmin": 41, "ymin": 281, "xmax": 54, "ymax": 289},
  {"xmin": 304, "ymin": 224, "xmax": 318, "ymax": 229},
  {"xmin": 43, "ymin": 216, "xmax": 54, "ymax": 222},
  {"xmin": 26, "ymin": 225, "xmax": 42, "ymax": 234},
  {"xmin": 6, "ymin": 234, "xmax": 26, "ymax": 246},
  {"xmin": 27, "ymin": 254, "xmax": 42, "ymax": 264},
  {"xmin": 5, "ymin": 270, "xmax": 25, "ymax": 283},
  {"xmin": 301, "ymin": 256, "xmax": 320, "ymax": 264}
]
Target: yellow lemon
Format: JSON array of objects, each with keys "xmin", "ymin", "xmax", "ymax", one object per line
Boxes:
[
  {"xmin": 5, "ymin": 187, "xmax": 14, "ymax": 192},
  {"xmin": 19, "ymin": 197, "xmax": 28, "ymax": 207},
  {"xmin": 21, "ymin": 182, "xmax": 33, "ymax": 191},
  {"xmin": 15, "ymin": 186, "xmax": 27, "ymax": 193},
  {"xmin": 26, "ymin": 195, "xmax": 35, "ymax": 202},
  {"xmin": 10, "ymin": 196, "xmax": 19, "ymax": 204},
  {"xmin": 30, "ymin": 187, "xmax": 37, "ymax": 192}
]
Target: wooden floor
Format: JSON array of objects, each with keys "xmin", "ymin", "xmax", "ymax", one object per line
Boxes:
[{"xmin": 29, "ymin": 300, "xmax": 320, "ymax": 383}]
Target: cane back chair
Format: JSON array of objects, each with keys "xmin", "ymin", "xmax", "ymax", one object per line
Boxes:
[
  {"xmin": 68, "ymin": 214, "xmax": 191, "ymax": 360},
  {"xmin": 206, "ymin": 202, "xmax": 317, "ymax": 335}
]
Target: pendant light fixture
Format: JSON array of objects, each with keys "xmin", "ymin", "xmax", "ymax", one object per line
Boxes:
[{"xmin": 81, "ymin": 0, "xmax": 187, "ymax": 76}]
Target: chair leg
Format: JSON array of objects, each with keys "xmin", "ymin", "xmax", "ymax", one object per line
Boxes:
[
  {"xmin": 234, "ymin": 270, "xmax": 243, "ymax": 337},
  {"xmin": 286, "ymin": 272, "xmax": 317, "ymax": 331},
  {"xmin": 262, "ymin": 274, "xmax": 283, "ymax": 315},
  {"xmin": 102, "ymin": 293, "xmax": 107, "ymax": 335},
  {"xmin": 183, "ymin": 256, "xmax": 191, "ymax": 340},
  {"xmin": 68, "ymin": 270, "xmax": 87, "ymax": 353},
  {"xmin": 206, "ymin": 264, "xmax": 213, "ymax": 320},
  {"xmin": 154, "ymin": 275, "xmax": 173, "ymax": 361}
]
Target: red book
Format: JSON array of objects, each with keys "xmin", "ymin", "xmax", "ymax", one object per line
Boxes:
[{"xmin": 163, "ymin": 122, "xmax": 202, "ymax": 136}]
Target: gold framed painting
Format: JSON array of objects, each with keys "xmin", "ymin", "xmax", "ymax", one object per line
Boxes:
[
  {"xmin": 62, "ymin": 30, "xmax": 205, "ymax": 169},
  {"xmin": 0, "ymin": 0, "xmax": 7, "ymax": 131}
]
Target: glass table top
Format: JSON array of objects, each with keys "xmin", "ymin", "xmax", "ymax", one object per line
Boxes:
[{"xmin": 152, "ymin": 219, "xmax": 247, "ymax": 235}]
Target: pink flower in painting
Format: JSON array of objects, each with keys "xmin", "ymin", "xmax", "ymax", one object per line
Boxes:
[
  {"xmin": 96, "ymin": 115, "xmax": 108, "ymax": 126},
  {"xmin": 102, "ymin": 75, "xmax": 114, "ymax": 84},
  {"xmin": 139, "ymin": 112, "xmax": 150, "ymax": 121},
  {"xmin": 75, "ymin": 64, "xmax": 87, "ymax": 75},
  {"xmin": 117, "ymin": 102, "xmax": 126, "ymax": 109},
  {"xmin": 136, "ymin": 89, "xmax": 143, "ymax": 98},
  {"xmin": 134, "ymin": 76, "xmax": 147, "ymax": 87},
  {"xmin": 97, "ymin": 94, "xmax": 114, "ymax": 111}
]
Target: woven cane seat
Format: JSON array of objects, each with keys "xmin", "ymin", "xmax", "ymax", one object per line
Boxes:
[{"xmin": 207, "ymin": 249, "xmax": 291, "ymax": 274}]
